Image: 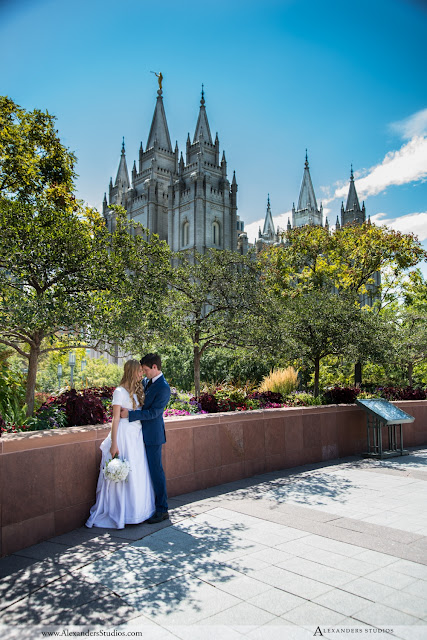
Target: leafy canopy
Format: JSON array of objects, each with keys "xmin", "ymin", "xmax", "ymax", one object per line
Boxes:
[
  {"xmin": 262, "ymin": 223, "xmax": 427, "ymax": 299},
  {"xmin": 0, "ymin": 95, "xmax": 76, "ymax": 205}
]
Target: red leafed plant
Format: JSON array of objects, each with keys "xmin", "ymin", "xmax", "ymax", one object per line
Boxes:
[
  {"xmin": 323, "ymin": 386, "xmax": 360, "ymax": 404},
  {"xmin": 40, "ymin": 388, "xmax": 109, "ymax": 427}
]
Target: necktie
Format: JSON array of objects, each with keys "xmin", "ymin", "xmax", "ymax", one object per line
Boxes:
[{"xmin": 146, "ymin": 379, "xmax": 152, "ymax": 390}]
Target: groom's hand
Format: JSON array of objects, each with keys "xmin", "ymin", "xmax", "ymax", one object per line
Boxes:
[{"xmin": 120, "ymin": 408, "xmax": 129, "ymax": 418}]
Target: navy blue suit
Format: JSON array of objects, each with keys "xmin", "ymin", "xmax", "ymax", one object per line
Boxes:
[{"xmin": 128, "ymin": 374, "xmax": 170, "ymax": 513}]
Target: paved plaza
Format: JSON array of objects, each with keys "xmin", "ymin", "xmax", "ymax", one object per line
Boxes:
[{"xmin": 1, "ymin": 449, "xmax": 427, "ymax": 639}]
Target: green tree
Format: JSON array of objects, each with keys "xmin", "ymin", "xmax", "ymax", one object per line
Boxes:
[
  {"xmin": 264, "ymin": 291, "xmax": 390, "ymax": 396},
  {"xmin": 154, "ymin": 249, "xmax": 261, "ymax": 397},
  {"xmin": 35, "ymin": 348, "xmax": 124, "ymax": 392},
  {"xmin": 75, "ymin": 356, "xmax": 123, "ymax": 389},
  {"xmin": 383, "ymin": 270, "xmax": 427, "ymax": 386},
  {"xmin": 393, "ymin": 308, "xmax": 427, "ymax": 386},
  {"xmin": 260, "ymin": 223, "xmax": 424, "ymax": 394},
  {"xmin": 0, "ymin": 200, "xmax": 170, "ymax": 415},
  {"xmin": 0, "ymin": 97, "xmax": 171, "ymax": 415},
  {"xmin": 0, "ymin": 96, "xmax": 76, "ymax": 204},
  {"xmin": 264, "ymin": 223, "xmax": 426, "ymax": 300}
]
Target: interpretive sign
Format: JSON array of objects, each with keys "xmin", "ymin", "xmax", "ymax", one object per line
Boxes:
[{"xmin": 356, "ymin": 398, "xmax": 414, "ymax": 459}]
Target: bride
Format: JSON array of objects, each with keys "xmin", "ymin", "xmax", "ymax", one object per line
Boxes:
[{"xmin": 86, "ymin": 359, "xmax": 155, "ymax": 529}]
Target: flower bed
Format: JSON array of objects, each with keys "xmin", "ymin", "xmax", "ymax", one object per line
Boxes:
[
  {"xmin": 2, "ymin": 384, "xmax": 427, "ymax": 435},
  {"xmin": 0, "ymin": 387, "xmax": 114, "ymax": 435},
  {"xmin": 323, "ymin": 385, "xmax": 427, "ymax": 404}
]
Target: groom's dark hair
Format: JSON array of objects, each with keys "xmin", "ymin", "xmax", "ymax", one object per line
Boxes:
[{"xmin": 140, "ymin": 353, "xmax": 162, "ymax": 370}]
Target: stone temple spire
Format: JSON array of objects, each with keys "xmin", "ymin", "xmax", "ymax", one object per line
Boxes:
[
  {"xmin": 341, "ymin": 165, "xmax": 366, "ymax": 226},
  {"xmin": 255, "ymin": 194, "xmax": 279, "ymax": 248},
  {"xmin": 146, "ymin": 87, "xmax": 172, "ymax": 151},
  {"xmin": 115, "ymin": 137, "xmax": 130, "ymax": 189},
  {"xmin": 297, "ymin": 150, "xmax": 318, "ymax": 213},
  {"xmin": 292, "ymin": 151, "xmax": 322, "ymax": 227},
  {"xmin": 346, "ymin": 165, "xmax": 360, "ymax": 212},
  {"xmin": 262, "ymin": 194, "xmax": 276, "ymax": 238},
  {"xmin": 193, "ymin": 84, "xmax": 213, "ymax": 144}
]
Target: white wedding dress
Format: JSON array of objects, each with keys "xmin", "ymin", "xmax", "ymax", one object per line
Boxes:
[{"xmin": 86, "ymin": 386, "xmax": 155, "ymax": 529}]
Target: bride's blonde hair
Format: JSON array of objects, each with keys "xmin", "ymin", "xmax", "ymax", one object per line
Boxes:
[{"xmin": 120, "ymin": 359, "xmax": 145, "ymax": 409}]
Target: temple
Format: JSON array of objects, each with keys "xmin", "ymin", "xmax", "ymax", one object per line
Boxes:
[{"xmin": 103, "ymin": 85, "xmax": 247, "ymax": 254}]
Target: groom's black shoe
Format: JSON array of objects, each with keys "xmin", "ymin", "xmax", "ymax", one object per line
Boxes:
[{"xmin": 146, "ymin": 511, "xmax": 169, "ymax": 524}]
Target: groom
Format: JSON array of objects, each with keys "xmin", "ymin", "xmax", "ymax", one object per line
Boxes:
[{"xmin": 120, "ymin": 353, "xmax": 171, "ymax": 523}]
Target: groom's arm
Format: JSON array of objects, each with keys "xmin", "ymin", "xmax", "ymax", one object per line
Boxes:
[{"xmin": 128, "ymin": 386, "xmax": 171, "ymax": 423}]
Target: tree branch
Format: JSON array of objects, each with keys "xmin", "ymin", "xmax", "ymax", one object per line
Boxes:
[{"xmin": 0, "ymin": 338, "xmax": 29, "ymax": 359}]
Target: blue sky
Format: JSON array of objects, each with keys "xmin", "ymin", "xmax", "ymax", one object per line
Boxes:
[{"xmin": 1, "ymin": 0, "xmax": 427, "ymax": 254}]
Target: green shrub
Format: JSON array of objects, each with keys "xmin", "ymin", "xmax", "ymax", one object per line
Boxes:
[
  {"xmin": 285, "ymin": 391, "xmax": 324, "ymax": 406},
  {"xmin": 0, "ymin": 362, "xmax": 26, "ymax": 418},
  {"xmin": 215, "ymin": 387, "xmax": 246, "ymax": 404},
  {"xmin": 0, "ymin": 395, "xmax": 28, "ymax": 425},
  {"xmin": 27, "ymin": 405, "xmax": 68, "ymax": 430},
  {"xmin": 155, "ymin": 343, "xmax": 194, "ymax": 391},
  {"xmin": 357, "ymin": 391, "xmax": 381, "ymax": 399}
]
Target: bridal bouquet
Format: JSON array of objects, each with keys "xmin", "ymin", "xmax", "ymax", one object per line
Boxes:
[{"xmin": 103, "ymin": 456, "xmax": 131, "ymax": 483}]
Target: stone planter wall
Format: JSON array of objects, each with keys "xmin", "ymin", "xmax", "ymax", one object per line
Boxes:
[{"xmin": 1, "ymin": 401, "xmax": 426, "ymax": 557}]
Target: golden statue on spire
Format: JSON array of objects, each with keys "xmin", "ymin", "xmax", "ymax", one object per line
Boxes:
[{"xmin": 151, "ymin": 71, "xmax": 163, "ymax": 91}]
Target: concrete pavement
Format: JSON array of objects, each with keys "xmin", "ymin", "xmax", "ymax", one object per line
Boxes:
[{"xmin": 1, "ymin": 449, "xmax": 427, "ymax": 639}]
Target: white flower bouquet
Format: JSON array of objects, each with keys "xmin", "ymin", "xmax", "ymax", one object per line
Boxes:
[{"xmin": 103, "ymin": 456, "xmax": 131, "ymax": 483}]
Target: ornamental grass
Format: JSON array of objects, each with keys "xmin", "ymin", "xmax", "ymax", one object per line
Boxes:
[{"xmin": 259, "ymin": 367, "xmax": 299, "ymax": 397}]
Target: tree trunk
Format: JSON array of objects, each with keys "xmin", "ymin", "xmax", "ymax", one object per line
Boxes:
[
  {"xmin": 314, "ymin": 357, "xmax": 320, "ymax": 397},
  {"xmin": 25, "ymin": 340, "xmax": 41, "ymax": 417},
  {"xmin": 194, "ymin": 345, "xmax": 201, "ymax": 399},
  {"xmin": 354, "ymin": 361, "xmax": 362, "ymax": 387},
  {"xmin": 408, "ymin": 362, "xmax": 413, "ymax": 387}
]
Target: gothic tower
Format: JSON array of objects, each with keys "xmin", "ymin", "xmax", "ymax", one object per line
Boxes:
[
  {"xmin": 104, "ymin": 85, "xmax": 240, "ymax": 253},
  {"xmin": 292, "ymin": 151, "xmax": 323, "ymax": 227},
  {"xmin": 103, "ymin": 139, "xmax": 130, "ymax": 231},
  {"xmin": 168, "ymin": 87, "xmax": 238, "ymax": 253},
  {"xmin": 341, "ymin": 166, "xmax": 366, "ymax": 227}
]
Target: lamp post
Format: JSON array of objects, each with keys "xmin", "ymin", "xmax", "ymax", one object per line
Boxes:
[
  {"xmin": 57, "ymin": 364, "xmax": 63, "ymax": 390},
  {"xmin": 68, "ymin": 352, "xmax": 76, "ymax": 388}
]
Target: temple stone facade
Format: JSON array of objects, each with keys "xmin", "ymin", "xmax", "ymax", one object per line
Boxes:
[{"xmin": 103, "ymin": 86, "xmax": 247, "ymax": 254}]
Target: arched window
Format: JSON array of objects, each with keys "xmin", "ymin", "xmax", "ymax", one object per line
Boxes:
[
  {"xmin": 212, "ymin": 221, "xmax": 220, "ymax": 246},
  {"xmin": 182, "ymin": 220, "xmax": 190, "ymax": 247}
]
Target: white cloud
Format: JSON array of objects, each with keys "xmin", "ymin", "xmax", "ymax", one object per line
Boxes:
[
  {"xmin": 390, "ymin": 108, "xmax": 427, "ymax": 139},
  {"xmin": 244, "ymin": 210, "xmax": 292, "ymax": 243},
  {"xmin": 371, "ymin": 211, "xmax": 427, "ymax": 242},
  {"xmin": 272, "ymin": 210, "xmax": 292, "ymax": 231},
  {"xmin": 244, "ymin": 219, "xmax": 263, "ymax": 244},
  {"xmin": 243, "ymin": 109, "xmax": 427, "ymax": 243},
  {"xmin": 333, "ymin": 136, "xmax": 427, "ymax": 202},
  {"xmin": 322, "ymin": 108, "xmax": 427, "ymax": 206}
]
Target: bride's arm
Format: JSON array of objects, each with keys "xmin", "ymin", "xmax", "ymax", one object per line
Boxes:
[{"xmin": 110, "ymin": 404, "xmax": 121, "ymax": 458}]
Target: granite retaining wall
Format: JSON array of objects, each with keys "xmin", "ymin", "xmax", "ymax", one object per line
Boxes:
[{"xmin": 1, "ymin": 401, "xmax": 426, "ymax": 556}]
